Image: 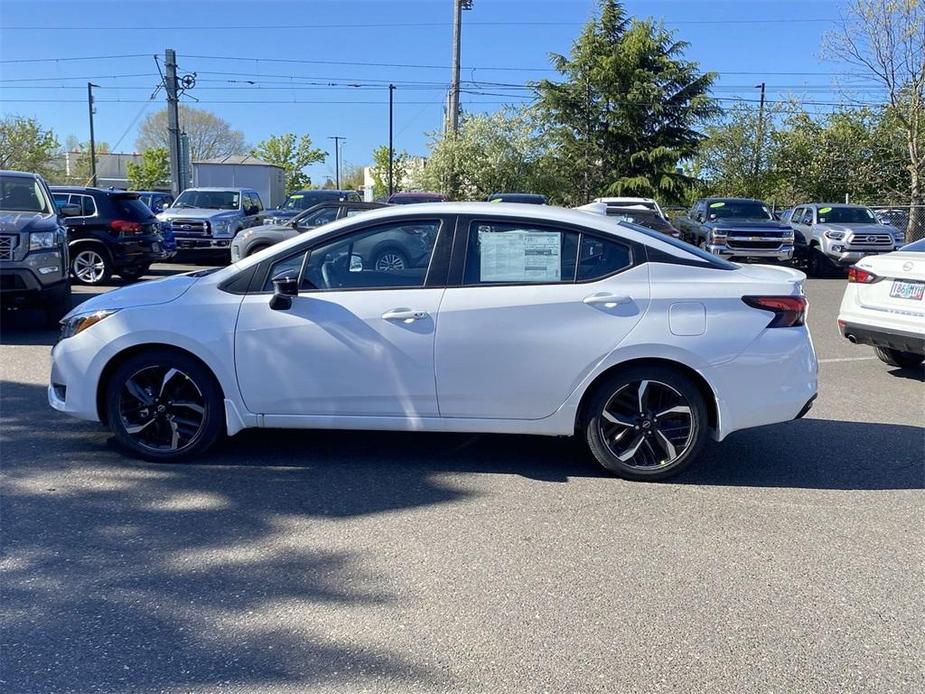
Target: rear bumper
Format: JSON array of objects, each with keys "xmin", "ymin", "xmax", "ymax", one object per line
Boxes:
[
  {"xmin": 840, "ymin": 321, "xmax": 925, "ymax": 355},
  {"xmin": 708, "ymin": 243, "xmax": 794, "ymax": 261}
]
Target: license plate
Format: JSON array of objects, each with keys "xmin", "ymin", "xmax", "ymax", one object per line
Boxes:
[{"xmin": 889, "ymin": 280, "xmax": 925, "ymax": 301}]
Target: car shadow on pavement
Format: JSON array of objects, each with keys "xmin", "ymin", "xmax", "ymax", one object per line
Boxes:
[
  {"xmin": 2, "ymin": 379, "xmax": 922, "ymax": 691},
  {"xmin": 887, "ymin": 365, "xmax": 925, "ymax": 382}
]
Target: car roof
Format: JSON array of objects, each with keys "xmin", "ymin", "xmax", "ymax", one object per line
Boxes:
[
  {"xmin": 182, "ymin": 187, "xmax": 255, "ymax": 192},
  {"xmin": 803, "ymin": 203, "xmax": 868, "ymax": 209},
  {"xmin": 704, "ymin": 197, "xmax": 765, "ymax": 203},
  {"xmin": 595, "ymin": 196, "xmax": 656, "ymax": 203},
  {"xmin": 0, "ymin": 169, "xmax": 42, "ymax": 179},
  {"xmin": 49, "ymin": 186, "xmax": 138, "ymax": 196}
]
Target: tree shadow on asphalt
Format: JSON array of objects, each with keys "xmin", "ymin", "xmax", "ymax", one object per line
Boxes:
[{"xmin": 2, "ymin": 378, "xmax": 923, "ymax": 691}]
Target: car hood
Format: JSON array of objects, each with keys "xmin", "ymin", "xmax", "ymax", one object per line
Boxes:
[
  {"xmin": 0, "ymin": 211, "xmax": 58, "ymax": 234},
  {"xmin": 66, "ymin": 273, "xmax": 200, "ymax": 316},
  {"xmin": 158, "ymin": 208, "xmax": 238, "ymax": 220},
  {"xmin": 818, "ymin": 223, "xmax": 897, "ymax": 234}
]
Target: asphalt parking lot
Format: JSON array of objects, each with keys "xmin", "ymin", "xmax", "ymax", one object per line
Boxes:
[{"xmin": 1, "ymin": 265, "xmax": 923, "ymax": 693}]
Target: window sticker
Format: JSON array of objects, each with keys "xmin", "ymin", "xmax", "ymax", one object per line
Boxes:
[
  {"xmin": 709, "ymin": 202, "xmax": 725, "ymax": 208},
  {"xmin": 290, "ymin": 194, "xmax": 304, "ymax": 199},
  {"xmin": 818, "ymin": 207, "xmax": 832, "ymax": 214},
  {"xmin": 479, "ymin": 229, "xmax": 561, "ymax": 282}
]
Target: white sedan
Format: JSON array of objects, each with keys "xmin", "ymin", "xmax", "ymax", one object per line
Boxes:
[
  {"xmin": 838, "ymin": 238, "xmax": 925, "ymax": 369},
  {"xmin": 49, "ymin": 203, "xmax": 818, "ymax": 481}
]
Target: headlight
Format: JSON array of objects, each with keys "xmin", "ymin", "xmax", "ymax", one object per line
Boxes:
[
  {"xmin": 824, "ymin": 230, "xmax": 845, "ymax": 240},
  {"xmin": 893, "ymin": 233, "xmax": 905, "ymax": 243},
  {"xmin": 29, "ymin": 231, "xmax": 57, "ymax": 250},
  {"xmin": 782, "ymin": 230, "xmax": 794, "ymax": 240},
  {"xmin": 710, "ymin": 229, "xmax": 727, "ymax": 241},
  {"xmin": 59, "ymin": 309, "xmax": 118, "ymax": 339}
]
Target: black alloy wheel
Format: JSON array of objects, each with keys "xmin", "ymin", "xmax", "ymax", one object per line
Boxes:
[
  {"xmin": 585, "ymin": 366, "xmax": 708, "ymax": 480},
  {"xmin": 105, "ymin": 349, "xmax": 223, "ymax": 461}
]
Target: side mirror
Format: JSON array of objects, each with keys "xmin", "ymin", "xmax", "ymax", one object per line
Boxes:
[
  {"xmin": 269, "ymin": 273, "xmax": 299, "ymax": 311},
  {"xmin": 59, "ymin": 203, "xmax": 82, "ymax": 218},
  {"xmin": 349, "ymin": 253, "xmax": 363, "ymax": 272}
]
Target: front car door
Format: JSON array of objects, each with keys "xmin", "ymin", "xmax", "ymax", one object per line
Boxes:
[
  {"xmin": 234, "ymin": 214, "xmax": 453, "ymax": 419},
  {"xmin": 434, "ymin": 216, "xmax": 651, "ymax": 420}
]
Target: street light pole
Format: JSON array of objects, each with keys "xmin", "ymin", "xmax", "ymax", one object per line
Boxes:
[
  {"xmin": 328, "ymin": 136, "xmax": 345, "ymax": 189},
  {"xmin": 753, "ymin": 81, "xmax": 766, "ymax": 186},
  {"xmin": 86, "ymin": 82, "xmax": 100, "ymax": 186},
  {"xmin": 388, "ymin": 84, "xmax": 395, "ymax": 196},
  {"xmin": 447, "ymin": 0, "xmax": 473, "ymax": 135}
]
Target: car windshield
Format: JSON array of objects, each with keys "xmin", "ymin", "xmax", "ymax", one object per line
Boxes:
[
  {"xmin": 817, "ymin": 206, "xmax": 878, "ymax": 224},
  {"xmin": 0, "ymin": 175, "xmax": 51, "ymax": 213},
  {"xmin": 281, "ymin": 191, "xmax": 350, "ymax": 209},
  {"xmin": 606, "ymin": 208, "xmax": 673, "ymax": 232},
  {"xmin": 390, "ymin": 194, "xmax": 444, "ymax": 204},
  {"xmin": 173, "ymin": 190, "xmax": 239, "ymax": 209},
  {"xmin": 707, "ymin": 201, "xmax": 772, "ymax": 221}
]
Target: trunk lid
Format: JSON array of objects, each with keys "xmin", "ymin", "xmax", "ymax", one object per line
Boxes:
[{"xmin": 854, "ymin": 251, "xmax": 925, "ymax": 317}]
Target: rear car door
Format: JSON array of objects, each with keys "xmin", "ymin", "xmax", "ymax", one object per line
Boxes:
[{"xmin": 434, "ymin": 216, "xmax": 651, "ymax": 419}]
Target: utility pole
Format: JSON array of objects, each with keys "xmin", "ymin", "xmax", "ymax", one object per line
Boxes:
[
  {"xmin": 328, "ymin": 136, "xmax": 345, "ymax": 189},
  {"xmin": 388, "ymin": 84, "xmax": 395, "ymax": 196},
  {"xmin": 447, "ymin": 0, "xmax": 473, "ymax": 135},
  {"xmin": 86, "ymin": 82, "xmax": 100, "ymax": 186},
  {"xmin": 752, "ymin": 82, "xmax": 766, "ymax": 186},
  {"xmin": 165, "ymin": 49, "xmax": 182, "ymax": 196}
]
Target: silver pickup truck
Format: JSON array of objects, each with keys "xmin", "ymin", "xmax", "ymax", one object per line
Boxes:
[
  {"xmin": 157, "ymin": 187, "xmax": 265, "ymax": 252},
  {"xmin": 784, "ymin": 203, "xmax": 904, "ymax": 277}
]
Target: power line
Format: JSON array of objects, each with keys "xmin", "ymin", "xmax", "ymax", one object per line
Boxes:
[
  {"xmin": 0, "ymin": 53, "xmax": 150, "ymax": 64},
  {"xmin": 0, "ymin": 19, "xmax": 836, "ymax": 30}
]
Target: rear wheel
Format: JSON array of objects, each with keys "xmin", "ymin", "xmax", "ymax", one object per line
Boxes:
[
  {"xmin": 806, "ymin": 247, "xmax": 830, "ymax": 278},
  {"xmin": 70, "ymin": 246, "xmax": 112, "ymax": 285},
  {"xmin": 373, "ymin": 247, "xmax": 409, "ymax": 272},
  {"xmin": 584, "ymin": 366, "xmax": 709, "ymax": 481},
  {"xmin": 105, "ymin": 349, "xmax": 224, "ymax": 462},
  {"xmin": 874, "ymin": 347, "xmax": 924, "ymax": 369}
]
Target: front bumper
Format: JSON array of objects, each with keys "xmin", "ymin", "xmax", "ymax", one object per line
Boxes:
[
  {"xmin": 175, "ymin": 237, "xmax": 232, "ymax": 250},
  {"xmin": 840, "ymin": 321, "xmax": 925, "ymax": 355},
  {"xmin": 1, "ymin": 249, "xmax": 69, "ymax": 305},
  {"xmin": 707, "ymin": 243, "xmax": 794, "ymax": 261}
]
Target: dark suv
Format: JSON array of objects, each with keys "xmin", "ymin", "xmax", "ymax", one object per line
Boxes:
[
  {"xmin": 1, "ymin": 170, "xmax": 73, "ymax": 325},
  {"xmin": 51, "ymin": 187, "xmax": 165, "ymax": 285}
]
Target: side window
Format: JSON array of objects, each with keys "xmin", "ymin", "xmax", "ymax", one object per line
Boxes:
[
  {"xmin": 463, "ymin": 221, "xmax": 578, "ymax": 285},
  {"xmin": 577, "ymin": 235, "xmax": 632, "ymax": 281},
  {"xmin": 694, "ymin": 202, "xmax": 706, "ymax": 221},
  {"xmin": 345, "ymin": 208, "xmax": 366, "ymax": 218},
  {"xmin": 251, "ymin": 193, "xmax": 264, "ymax": 212},
  {"xmin": 790, "ymin": 207, "xmax": 803, "ymax": 224},
  {"xmin": 77, "ymin": 195, "xmax": 96, "ymax": 217},
  {"xmin": 297, "ymin": 219, "xmax": 441, "ymax": 291},
  {"xmin": 801, "ymin": 209, "xmax": 814, "ymax": 225},
  {"xmin": 52, "ymin": 193, "xmax": 69, "ymax": 210}
]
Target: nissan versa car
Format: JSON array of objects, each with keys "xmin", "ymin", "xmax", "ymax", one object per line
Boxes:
[{"xmin": 49, "ymin": 203, "xmax": 818, "ymax": 481}]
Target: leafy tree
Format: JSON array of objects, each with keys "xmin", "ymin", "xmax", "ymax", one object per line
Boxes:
[
  {"xmin": 535, "ymin": 0, "xmax": 717, "ymax": 205},
  {"xmin": 825, "ymin": 0, "xmax": 925, "ymax": 238},
  {"xmin": 67, "ymin": 141, "xmax": 110, "ymax": 186},
  {"xmin": 250, "ymin": 133, "xmax": 326, "ymax": 193},
  {"xmin": 370, "ymin": 145, "xmax": 410, "ymax": 198},
  {"xmin": 417, "ymin": 106, "xmax": 558, "ymax": 201},
  {"xmin": 340, "ymin": 163, "xmax": 365, "ymax": 192},
  {"xmin": 136, "ymin": 105, "xmax": 246, "ymax": 161},
  {"xmin": 126, "ymin": 147, "xmax": 170, "ymax": 190},
  {"xmin": 0, "ymin": 115, "xmax": 60, "ymax": 178}
]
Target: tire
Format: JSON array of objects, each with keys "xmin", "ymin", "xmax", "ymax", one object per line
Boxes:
[
  {"xmin": 373, "ymin": 247, "xmax": 409, "ymax": 272},
  {"xmin": 874, "ymin": 346, "xmax": 924, "ymax": 369},
  {"xmin": 118, "ymin": 264, "xmax": 150, "ymax": 282},
  {"xmin": 806, "ymin": 247, "xmax": 830, "ymax": 278},
  {"xmin": 104, "ymin": 349, "xmax": 225, "ymax": 462},
  {"xmin": 583, "ymin": 365, "xmax": 709, "ymax": 481},
  {"xmin": 70, "ymin": 245, "xmax": 112, "ymax": 285},
  {"xmin": 246, "ymin": 243, "xmax": 271, "ymax": 258}
]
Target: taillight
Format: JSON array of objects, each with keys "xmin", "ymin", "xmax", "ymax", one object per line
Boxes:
[
  {"xmin": 847, "ymin": 266, "xmax": 879, "ymax": 284},
  {"xmin": 111, "ymin": 219, "xmax": 142, "ymax": 233},
  {"xmin": 742, "ymin": 295, "xmax": 807, "ymax": 328}
]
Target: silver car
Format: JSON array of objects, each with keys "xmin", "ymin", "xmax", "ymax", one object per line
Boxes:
[
  {"xmin": 230, "ymin": 201, "xmax": 386, "ymax": 262},
  {"xmin": 789, "ymin": 203, "xmax": 904, "ymax": 277}
]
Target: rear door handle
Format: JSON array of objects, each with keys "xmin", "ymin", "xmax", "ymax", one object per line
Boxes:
[
  {"xmin": 382, "ymin": 308, "xmax": 429, "ymax": 323},
  {"xmin": 583, "ymin": 293, "xmax": 631, "ymax": 308}
]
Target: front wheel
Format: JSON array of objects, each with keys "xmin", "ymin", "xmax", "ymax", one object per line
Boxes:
[
  {"xmin": 104, "ymin": 349, "xmax": 224, "ymax": 462},
  {"xmin": 874, "ymin": 347, "xmax": 924, "ymax": 369},
  {"xmin": 118, "ymin": 264, "xmax": 149, "ymax": 282},
  {"xmin": 584, "ymin": 366, "xmax": 709, "ymax": 481},
  {"xmin": 373, "ymin": 248, "xmax": 409, "ymax": 272}
]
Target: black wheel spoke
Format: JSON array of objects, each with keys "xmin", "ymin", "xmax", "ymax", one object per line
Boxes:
[
  {"xmin": 599, "ymin": 379, "xmax": 694, "ymax": 470},
  {"xmin": 118, "ymin": 365, "xmax": 206, "ymax": 452}
]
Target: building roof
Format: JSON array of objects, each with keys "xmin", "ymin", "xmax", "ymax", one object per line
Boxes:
[{"xmin": 193, "ymin": 154, "xmax": 283, "ymax": 168}]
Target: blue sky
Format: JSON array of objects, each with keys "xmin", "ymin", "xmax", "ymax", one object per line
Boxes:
[{"xmin": 0, "ymin": 0, "xmax": 883, "ymax": 185}]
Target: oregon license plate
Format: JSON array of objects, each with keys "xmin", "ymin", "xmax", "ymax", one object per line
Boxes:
[{"xmin": 889, "ymin": 280, "xmax": 925, "ymax": 300}]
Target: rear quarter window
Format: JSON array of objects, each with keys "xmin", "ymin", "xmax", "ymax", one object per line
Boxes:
[{"xmin": 113, "ymin": 196, "xmax": 156, "ymax": 220}]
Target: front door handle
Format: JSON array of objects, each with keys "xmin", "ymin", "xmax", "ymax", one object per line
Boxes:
[
  {"xmin": 583, "ymin": 293, "xmax": 631, "ymax": 308},
  {"xmin": 382, "ymin": 308, "xmax": 429, "ymax": 323}
]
